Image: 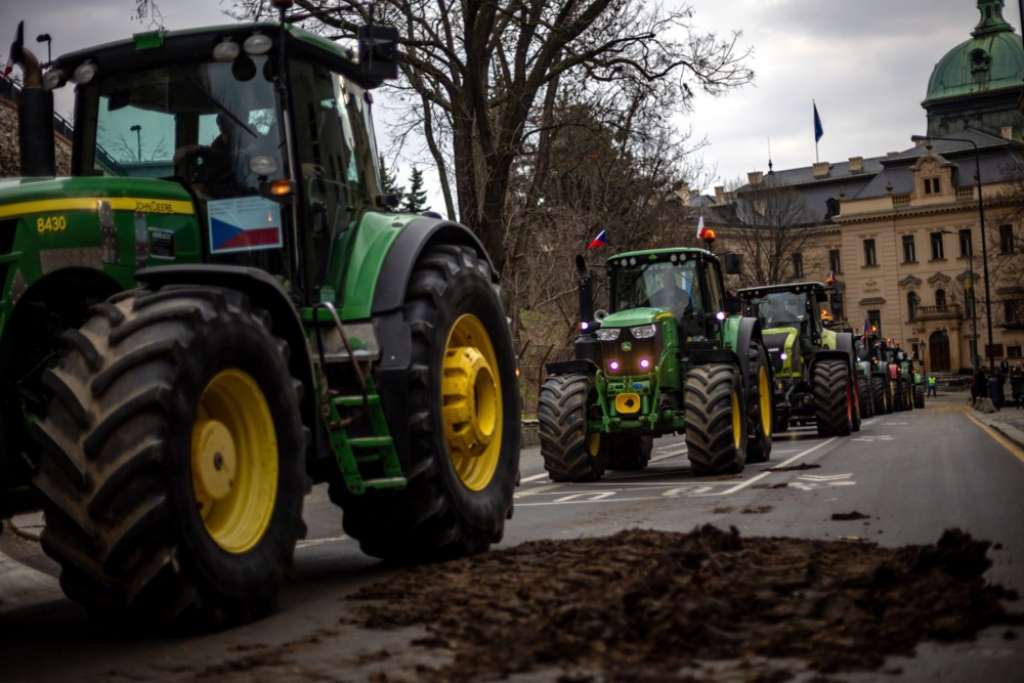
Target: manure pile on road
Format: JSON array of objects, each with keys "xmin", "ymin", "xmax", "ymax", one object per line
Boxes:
[{"xmin": 351, "ymin": 526, "xmax": 1019, "ymax": 681}]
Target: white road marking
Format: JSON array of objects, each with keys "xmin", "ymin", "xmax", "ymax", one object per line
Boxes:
[
  {"xmin": 553, "ymin": 491, "xmax": 617, "ymax": 504},
  {"xmin": 851, "ymin": 435, "xmax": 893, "ymax": 442},
  {"xmin": 799, "ymin": 473, "xmax": 853, "ymax": 482},
  {"xmin": 514, "ymin": 483, "xmax": 562, "ymax": 499},
  {"xmin": 715, "ymin": 438, "xmax": 838, "ymax": 496},
  {"xmin": 520, "ymin": 472, "xmax": 551, "ymax": 484},
  {"xmin": 297, "ymin": 535, "xmax": 347, "ymax": 549},
  {"xmin": 655, "ymin": 443, "xmax": 688, "ymax": 455}
]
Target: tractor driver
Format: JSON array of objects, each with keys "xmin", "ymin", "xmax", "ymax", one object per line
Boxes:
[
  {"xmin": 645, "ymin": 268, "xmax": 692, "ymax": 325},
  {"xmin": 174, "ymin": 113, "xmax": 246, "ymax": 197}
]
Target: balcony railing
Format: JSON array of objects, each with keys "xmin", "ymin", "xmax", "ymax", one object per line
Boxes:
[
  {"xmin": 956, "ymin": 186, "xmax": 975, "ymax": 202},
  {"xmin": 911, "ymin": 304, "xmax": 963, "ymax": 322},
  {"xmin": 893, "ymin": 194, "xmax": 911, "ymax": 208}
]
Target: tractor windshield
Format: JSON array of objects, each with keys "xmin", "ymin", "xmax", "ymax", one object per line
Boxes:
[
  {"xmin": 79, "ymin": 57, "xmax": 284, "ymax": 197},
  {"xmin": 613, "ymin": 259, "xmax": 704, "ymax": 316},
  {"xmin": 746, "ymin": 291, "xmax": 809, "ymax": 329}
]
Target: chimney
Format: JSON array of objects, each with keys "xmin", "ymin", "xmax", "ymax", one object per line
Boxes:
[
  {"xmin": 1002, "ymin": 126, "xmax": 1014, "ymax": 140},
  {"xmin": 747, "ymin": 171, "xmax": 764, "ymax": 186},
  {"xmin": 886, "ymin": 150, "xmax": 900, "ymax": 157},
  {"xmin": 812, "ymin": 161, "xmax": 830, "ymax": 178},
  {"xmin": 674, "ymin": 181, "xmax": 691, "ymax": 205},
  {"xmin": 714, "ymin": 185, "xmax": 727, "ymax": 204},
  {"xmin": 848, "ymin": 156, "xmax": 864, "ymax": 173}
]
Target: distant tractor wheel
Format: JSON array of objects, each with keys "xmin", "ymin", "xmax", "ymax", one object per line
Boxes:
[
  {"xmin": 915, "ymin": 385, "xmax": 926, "ymax": 409},
  {"xmin": 31, "ymin": 287, "xmax": 307, "ymax": 627},
  {"xmin": 604, "ymin": 434, "xmax": 654, "ymax": 472},
  {"xmin": 334, "ymin": 245, "xmax": 519, "ymax": 561},
  {"xmin": 813, "ymin": 360, "xmax": 853, "ymax": 437},
  {"xmin": 870, "ymin": 375, "xmax": 886, "ymax": 415},
  {"xmin": 538, "ymin": 373, "xmax": 607, "ymax": 481},
  {"xmin": 746, "ymin": 345, "xmax": 773, "ymax": 464},
  {"xmin": 685, "ymin": 364, "xmax": 747, "ymax": 475},
  {"xmin": 893, "ymin": 379, "xmax": 906, "ymax": 412},
  {"xmin": 883, "ymin": 377, "xmax": 894, "ymax": 414},
  {"xmin": 857, "ymin": 374, "xmax": 873, "ymax": 418}
]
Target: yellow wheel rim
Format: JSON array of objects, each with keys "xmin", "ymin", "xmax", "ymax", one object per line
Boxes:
[
  {"xmin": 191, "ymin": 369, "xmax": 277, "ymax": 554},
  {"xmin": 731, "ymin": 390, "xmax": 742, "ymax": 450},
  {"xmin": 588, "ymin": 433, "xmax": 601, "ymax": 457},
  {"xmin": 759, "ymin": 366, "xmax": 772, "ymax": 437},
  {"xmin": 442, "ymin": 314, "xmax": 503, "ymax": 491}
]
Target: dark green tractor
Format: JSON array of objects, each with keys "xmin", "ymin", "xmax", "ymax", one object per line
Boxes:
[
  {"xmin": 883, "ymin": 345, "xmax": 917, "ymax": 412},
  {"xmin": 738, "ymin": 282, "xmax": 861, "ymax": 437},
  {"xmin": 1, "ymin": 8, "xmax": 518, "ymax": 627},
  {"xmin": 538, "ymin": 247, "xmax": 773, "ymax": 481}
]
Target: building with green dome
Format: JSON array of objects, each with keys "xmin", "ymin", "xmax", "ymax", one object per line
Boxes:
[
  {"xmin": 686, "ymin": 0, "xmax": 1024, "ymax": 375},
  {"xmin": 924, "ymin": 0, "xmax": 1024, "ymax": 139}
]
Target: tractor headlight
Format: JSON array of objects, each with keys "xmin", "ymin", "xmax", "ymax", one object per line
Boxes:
[
  {"xmin": 596, "ymin": 328, "xmax": 620, "ymax": 342},
  {"xmin": 42, "ymin": 69, "xmax": 65, "ymax": 90},
  {"xmin": 630, "ymin": 324, "xmax": 657, "ymax": 339},
  {"xmin": 780, "ymin": 352, "xmax": 788, "ymax": 361},
  {"xmin": 72, "ymin": 61, "xmax": 97, "ymax": 85}
]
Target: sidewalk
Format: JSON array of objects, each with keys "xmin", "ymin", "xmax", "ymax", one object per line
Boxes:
[{"xmin": 971, "ymin": 404, "xmax": 1024, "ymax": 451}]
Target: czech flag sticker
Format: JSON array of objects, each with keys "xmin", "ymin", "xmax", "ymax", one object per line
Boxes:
[{"xmin": 208, "ymin": 196, "xmax": 283, "ymax": 254}]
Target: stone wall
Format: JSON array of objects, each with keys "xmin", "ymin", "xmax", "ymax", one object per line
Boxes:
[{"xmin": 0, "ymin": 98, "xmax": 72, "ymax": 177}]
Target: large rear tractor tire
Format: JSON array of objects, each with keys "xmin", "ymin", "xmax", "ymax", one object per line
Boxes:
[
  {"xmin": 685, "ymin": 364, "xmax": 747, "ymax": 475},
  {"xmin": 604, "ymin": 434, "xmax": 654, "ymax": 472},
  {"xmin": 871, "ymin": 375, "xmax": 886, "ymax": 415},
  {"xmin": 333, "ymin": 245, "xmax": 519, "ymax": 561},
  {"xmin": 31, "ymin": 286, "xmax": 307, "ymax": 627},
  {"xmin": 746, "ymin": 345, "xmax": 773, "ymax": 464},
  {"xmin": 813, "ymin": 360, "xmax": 853, "ymax": 437},
  {"xmin": 538, "ymin": 374, "xmax": 606, "ymax": 481}
]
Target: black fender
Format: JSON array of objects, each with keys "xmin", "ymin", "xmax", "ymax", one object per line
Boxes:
[
  {"xmin": 134, "ymin": 265, "xmax": 317, "ymax": 464},
  {"xmin": 545, "ymin": 359, "xmax": 599, "ymax": 377},
  {"xmin": 371, "ymin": 216, "xmax": 497, "ymax": 315},
  {"xmin": 689, "ymin": 348, "xmax": 742, "ymax": 371},
  {"xmin": 835, "ymin": 331, "xmax": 857, "ymax": 375},
  {"xmin": 809, "ymin": 349, "xmax": 853, "ymax": 379},
  {"xmin": 733, "ymin": 315, "xmax": 764, "ymax": 382}
]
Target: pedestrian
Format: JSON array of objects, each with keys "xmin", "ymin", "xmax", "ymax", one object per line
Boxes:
[
  {"xmin": 927, "ymin": 373, "xmax": 938, "ymax": 397},
  {"xmin": 971, "ymin": 367, "xmax": 987, "ymax": 407},
  {"xmin": 1012, "ymin": 367, "xmax": 1024, "ymax": 409}
]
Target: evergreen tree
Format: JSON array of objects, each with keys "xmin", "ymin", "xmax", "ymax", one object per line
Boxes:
[
  {"xmin": 402, "ymin": 166, "xmax": 429, "ymax": 213},
  {"xmin": 378, "ymin": 157, "xmax": 404, "ymax": 202}
]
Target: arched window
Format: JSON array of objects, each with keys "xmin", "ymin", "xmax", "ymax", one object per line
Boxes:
[
  {"xmin": 907, "ymin": 292, "xmax": 919, "ymax": 321},
  {"xmin": 935, "ymin": 289, "xmax": 947, "ymax": 310}
]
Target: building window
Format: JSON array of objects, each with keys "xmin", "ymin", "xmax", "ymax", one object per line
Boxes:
[
  {"xmin": 1000, "ymin": 224, "xmax": 1014, "ymax": 254},
  {"xmin": 935, "ymin": 289, "xmax": 947, "ymax": 310},
  {"xmin": 930, "ymin": 232, "xmax": 945, "ymax": 260},
  {"xmin": 1009, "ymin": 345, "xmax": 1023, "ymax": 359},
  {"xmin": 868, "ymin": 309, "xmax": 882, "ymax": 335},
  {"xmin": 1004, "ymin": 299, "xmax": 1024, "ymax": 326},
  {"xmin": 924, "ymin": 177, "xmax": 942, "ymax": 194},
  {"xmin": 907, "ymin": 292, "xmax": 919, "ymax": 321},
  {"xmin": 829, "ymin": 248, "xmax": 842, "ymax": 274},
  {"xmin": 902, "ymin": 235, "xmax": 916, "ymax": 263},
  {"xmin": 959, "ymin": 228, "xmax": 972, "ymax": 257},
  {"xmin": 863, "ymin": 239, "xmax": 877, "ymax": 266},
  {"xmin": 987, "ymin": 343, "xmax": 1005, "ymax": 358},
  {"xmin": 792, "ymin": 252, "xmax": 804, "ymax": 278},
  {"xmin": 912, "ymin": 342, "xmax": 920, "ymax": 360}
]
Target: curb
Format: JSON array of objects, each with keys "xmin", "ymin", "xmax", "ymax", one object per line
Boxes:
[{"xmin": 970, "ymin": 408, "xmax": 1024, "ymax": 450}]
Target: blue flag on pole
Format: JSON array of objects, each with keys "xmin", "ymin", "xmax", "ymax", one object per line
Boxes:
[{"xmin": 813, "ymin": 102, "xmax": 824, "ymax": 143}]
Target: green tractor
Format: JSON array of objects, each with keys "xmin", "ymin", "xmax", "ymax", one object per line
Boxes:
[
  {"xmin": 851, "ymin": 335, "xmax": 877, "ymax": 419},
  {"xmin": 0, "ymin": 9, "xmax": 519, "ymax": 627},
  {"xmin": 883, "ymin": 344, "xmax": 917, "ymax": 412},
  {"xmin": 737, "ymin": 282, "xmax": 861, "ymax": 437},
  {"xmin": 538, "ymin": 247, "xmax": 774, "ymax": 481}
]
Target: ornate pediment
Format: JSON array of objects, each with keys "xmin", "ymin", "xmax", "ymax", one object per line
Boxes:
[
  {"xmin": 863, "ymin": 279, "xmax": 880, "ymax": 293},
  {"xmin": 927, "ymin": 272, "xmax": 951, "ymax": 286},
  {"xmin": 859, "ymin": 297, "xmax": 887, "ymax": 306},
  {"xmin": 956, "ymin": 271, "xmax": 979, "ymax": 284},
  {"xmin": 898, "ymin": 275, "xmax": 923, "ymax": 288}
]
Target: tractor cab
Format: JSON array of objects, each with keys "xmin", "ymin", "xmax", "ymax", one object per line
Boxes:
[{"xmin": 737, "ymin": 282, "xmax": 832, "ymax": 373}]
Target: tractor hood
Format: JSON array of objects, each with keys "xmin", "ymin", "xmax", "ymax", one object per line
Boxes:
[
  {"xmin": 0, "ymin": 177, "xmax": 195, "ymax": 220},
  {"xmin": 763, "ymin": 326, "xmax": 798, "ymax": 375},
  {"xmin": 600, "ymin": 308, "xmax": 664, "ymax": 328}
]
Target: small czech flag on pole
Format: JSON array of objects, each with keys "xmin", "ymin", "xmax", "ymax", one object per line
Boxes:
[{"xmin": 587, "ymin": 229, "xmax": 609, "ymax": 250}]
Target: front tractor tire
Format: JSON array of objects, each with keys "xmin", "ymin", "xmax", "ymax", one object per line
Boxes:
[
  {"xmin": 813, "ymin": 360, "xmax": 854, "ymax": 437},
  {"xmin": 915, "ymin": 384, "xmax": 926, "ymax": 409},
  {"xmin": 857, "ymin": 374, "xmax": 874, "ymax": 419},
  {"xmin": 685, "ymin": 364, "xmax": 747, "ymax": 475},
  {"xmin": 538, "ymin": 374, "xmax": 606, "ymax": 481},
  {"xmin": 334, "ymin": 245, "xmax": 519, "ymax": 561},
  {"xmin": 871, "ymin": 375, "xmax": 888, "ymax": 415},
  {"xmin": 31, "ymin": 286, "xmax": 307, "ymax": 627}
]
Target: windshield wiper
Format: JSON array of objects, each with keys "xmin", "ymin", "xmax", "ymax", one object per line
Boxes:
[{"xmin": 182, "ymin": 71, "xmax": 258, "ymax": 140}]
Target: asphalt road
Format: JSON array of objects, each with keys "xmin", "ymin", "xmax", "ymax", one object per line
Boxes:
[{"xmin": 2, "ymin": 393, "xmax": 1023, "ymax": 681}]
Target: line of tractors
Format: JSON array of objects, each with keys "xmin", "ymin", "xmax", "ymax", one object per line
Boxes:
[
  {"xmin": 538, "ymin": 245, "xmax": 927, "ymax": 482},
  {"xmin": 0, "ymin": 5, "xmax": 926, "ymax": 633}
]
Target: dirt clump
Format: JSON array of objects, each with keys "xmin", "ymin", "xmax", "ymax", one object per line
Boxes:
[
  {"xmin": 350, "ymin": 526, "xmax": 1019, "ymax": 681},
  {"xmin": 767, "ymin": 463, "xmax": 821, "ymax": 472},
  {"xmin": 831, "ymin": 511, "xmax": 870, "ymax": 521}
]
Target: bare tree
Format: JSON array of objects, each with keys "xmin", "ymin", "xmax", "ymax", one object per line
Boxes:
[{"xmin": 727, "ymin": 182, "xmax": 821, "ymax": 288}]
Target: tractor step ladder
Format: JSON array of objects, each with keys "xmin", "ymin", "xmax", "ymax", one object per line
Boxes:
[{"xmin": 327, "ymin": 389, "xmax": 407, "ymax": 494}]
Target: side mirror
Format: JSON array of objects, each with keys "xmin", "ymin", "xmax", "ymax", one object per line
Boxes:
[
  {"xmin": 725, "ymin": 293, "xmax": 742, "ymax": 315},
  {"xmin": 382, "ymin": 192, "xmax": 401, "ymax": 210},
  {"xmin": 358, "ymin": 24, "xmax": 400, "ymax": 83},
  {"xmin": 722, "ymin": 253, "xmax": 742, "ymax": 275}
]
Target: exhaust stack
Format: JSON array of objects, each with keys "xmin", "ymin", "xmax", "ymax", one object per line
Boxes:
[{"xmin": 5, "ymin": 22, "xmax": 56, "ymax": 177}]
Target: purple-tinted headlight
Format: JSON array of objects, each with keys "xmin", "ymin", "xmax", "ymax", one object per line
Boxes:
[
  {"xmin": 609, "ymin": 360, "xmax": 620, "ymax": 372},
  {"xmin": 639, "ymin": 358, "xmax": 651, "ymax": 370}
]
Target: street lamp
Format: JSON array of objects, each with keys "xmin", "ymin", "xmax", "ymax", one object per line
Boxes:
[
  {"xmin": 129, "ymin": 124, "xmax": 142, "ymax": 162},
  {"xmin": 911, "ymin": 133, "xmax": 995, "ymax": 372}
]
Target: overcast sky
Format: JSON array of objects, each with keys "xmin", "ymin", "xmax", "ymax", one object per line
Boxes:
[{"xmin": 1, "ymin": 0, "xmax": 1014, "ymax": 203}]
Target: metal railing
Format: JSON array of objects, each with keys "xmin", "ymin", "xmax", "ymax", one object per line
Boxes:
[
  {"xmin": 0, "ymin": 74, "xmax": 74, "ymax": 140},
  {"xmin": 913, "ymin": 303, "xmax": 963, "ymax": 321}
]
